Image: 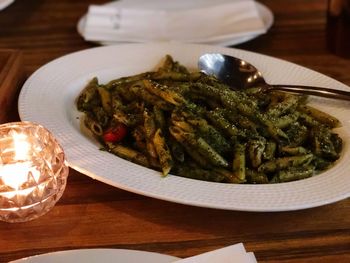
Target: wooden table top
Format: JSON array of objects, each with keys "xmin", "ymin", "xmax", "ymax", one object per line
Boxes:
[{"xmin": 0, "ymin": 0, "xmax": 349, "ymax": 262}]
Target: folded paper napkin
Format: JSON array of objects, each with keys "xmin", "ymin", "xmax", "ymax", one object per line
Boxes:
[
  {"xmin": 0, "ymin": 0, "xmax": 14, "ymax": 10},
  {"xmin": 83, "ymin": 0, "xmax": 266, "ymax": 44},
  {"xmin": 174, "ymin": 243, "xmax": 257, "ymax": 263}
]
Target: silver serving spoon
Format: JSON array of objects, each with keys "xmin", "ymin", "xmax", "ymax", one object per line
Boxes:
[{"xmin": 198, "ymin": 53, "xmax": 350, "ymax": 101}]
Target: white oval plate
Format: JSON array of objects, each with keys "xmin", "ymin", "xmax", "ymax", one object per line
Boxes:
[
  {"xmin": 77, "ymin": 0, "xmax": 274, "ymax": 47},
  {"xmin": 10, "ymin": 249, "xmax": 179, "ymax": 263},
  {"xmin": 18, "ymin": 43, "xmax": 350, "ymax": 212}
]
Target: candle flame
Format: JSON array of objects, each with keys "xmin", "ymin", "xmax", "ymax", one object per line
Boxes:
[
  {"xmin": 0, "ymin": 131, "xmax": 40, "ymax": 190},
  {"xmin": 0, "ymin": 162, "xmax": 32, "ymax": 190},
  {"xmin": 12, "ymin": 132, "xmax": 30, "ymax": 161}
]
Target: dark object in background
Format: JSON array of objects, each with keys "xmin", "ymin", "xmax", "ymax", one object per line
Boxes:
[{"xmin": 326, "ymin": 0, "xmax": 350, "ymax": 59}]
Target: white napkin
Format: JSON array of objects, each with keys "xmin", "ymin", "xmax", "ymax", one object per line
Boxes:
[
  {"xmin": 0, "ymin": 0, "xmax": 14, "ymax": 10},
  {"xmin": 173, "ymin": 243, "xmax": 257, "ymax": 263},
  {"xmin": 83, "ymin": 0, "xmax": 266, "ymax": 44}
]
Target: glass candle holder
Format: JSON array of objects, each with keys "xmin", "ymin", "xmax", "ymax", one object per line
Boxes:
[{"xmin": 0, "ymin": 122, "xmax": 69, "ymax": 223}]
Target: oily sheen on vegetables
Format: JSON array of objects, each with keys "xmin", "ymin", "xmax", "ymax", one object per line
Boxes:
[{"xmin": 76, "ymin": 55, "xmax": 342, "ymax": 184}]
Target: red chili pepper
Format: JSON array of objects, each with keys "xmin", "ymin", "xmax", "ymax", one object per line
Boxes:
[{"xmin": 103, "ymin": 123, "xmax": 127, "ymax": 143}]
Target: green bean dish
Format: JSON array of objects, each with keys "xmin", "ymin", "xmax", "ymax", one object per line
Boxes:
[{"xmin": 76, "ymin": 55, "xmax": 343, "ymax": 184}]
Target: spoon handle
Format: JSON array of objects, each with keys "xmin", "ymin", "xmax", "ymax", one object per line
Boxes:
[{"xmin": 269, "ymin": 84, "xmax": 350, "ymax": 101}]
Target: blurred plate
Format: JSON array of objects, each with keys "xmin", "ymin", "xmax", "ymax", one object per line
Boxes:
[
  {"xmin": 18, "ymin": 42, "xmax": 350, "ymax": 212},
  {"xmin": 77, "ymin": 0, "xmax": 274, "ymax": 46},
  {"xmin": 10, "ymin": 249, "xmax": 179, "ymax": 263},
  {"xmin": 0, "ymin": 0, "xmax": 14, "ymax": 10}
]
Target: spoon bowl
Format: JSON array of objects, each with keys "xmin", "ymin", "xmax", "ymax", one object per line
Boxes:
[{"xmin": 198, "ymin": 53, "xmax": 350, "ymax": 101}]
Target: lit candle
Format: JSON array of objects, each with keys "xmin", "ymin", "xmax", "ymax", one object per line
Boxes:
[
  {"xmin": 0, "ymin": 122, "xmax": 69, "ymax": 223},
  {"xmin": 1, "ymin": 132, "xmax": 38, "ymax": 191}
]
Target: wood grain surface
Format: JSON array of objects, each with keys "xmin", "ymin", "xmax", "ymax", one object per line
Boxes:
[
  {"xmin": 0, "ymin": 49, "xmax": 23, "ymax": 124},
  {"xmin": 0, "ymin": 1, "xmax": 349, "ymax": 262}
]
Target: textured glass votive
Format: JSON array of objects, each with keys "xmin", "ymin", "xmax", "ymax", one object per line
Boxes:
[{"xmin": 0, "ymin": 122, "xmax": 69, "ymax": 223}]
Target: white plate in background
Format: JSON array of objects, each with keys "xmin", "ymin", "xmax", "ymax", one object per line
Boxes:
[
  {"xmin": 0, "ymin": 0, "xmax": 14, "ymax": 10},
  {"xmin": 18, "ymin": 42, "xmax": 350, "ymax": 212},
  {"xmin": 77, "ymin": 0, "xmax": 274, "ymax": 46},
  {"xmin": 10, "ymin": 249, "xmax": 179, "ymax": 263}
]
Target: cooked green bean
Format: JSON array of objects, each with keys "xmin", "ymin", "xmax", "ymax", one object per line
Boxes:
[
  {"xmin": 298, "ymin": 112, "xmax": 320, "ymax": 127},
  {"xmin": 83, "ymin": 114, "xmax": 103, "ymax": 136},
  {"xmin": 214, "ymin": 168, "xmax": 245, "ymax": 184},
  {"xmin": 310, "ymin": 126, "xmax": 341, "ymax": 160},
  {"xmin": 77, "ymin": 55, "xmax": 343, "ymax": 184},
  {"xmin": 207, "ymin": 109, "xmax": 239, "ymax": 138},
  {"xmin": 297, "ymin": 105, "xmax": 341, "ymax": 128},
  {"xmin": 266, "ymin": 93, "xmax": 300, "ymax": 117},
  {"xmin": 151, "ymin": 71, "xmax": 201, "ymax": 82},
  {"xmin": 180, "ymin": 110, "xmax": 231, "ymax": 154},
  {"xmin": 92, "ymin": 106, "xmax": 109, "ymax": 128},
  {"xmin": 107, "ymin": 143, "xmax": 150, "ymax": 167},
  {"xmin": 232, "ymin": 143, "xmax": 246, "ymax": 182},
  {"xmin": 285, "ymin": 122, "xmax": 308, "ymax": 147},
  {"xmin": 105, "ymin": 72, "xmax": 150, "ymax": 89},
  {"xmin": 280, "ymin": 146, "xmax": 309, "ymax": 156},
  {"xmin": 153, "ymin": 106, "xmax": 166, "ymax": 131},
  {"xmin": 258, "ymin": 154, "xmax": 314, "ymax": 173},
  {"xmin": 143, "ymin": 109, "xmax": 157, "ymax": 159},
  {"xmin": 77, "ymin": 77, "xmax": 100, "ymax": 111},
  {"xmin": 153, "ymin": 129, "xmax": 173, "ymax": 176},
  {"xmin": 97, "ymin": 85, "xmax": 112, "ymax": 114},
  {"xmin": 175, "ymin": 165, "xmax": 226, "ymax": 182},
  {"xmin": 188, "ymin": 134, "xmax": 229, "ymax": 168},
  {"xmin": 169, "ymin": 126, "xmax": 210, "ymax": 168},
  {"xmin": 270, "ymin": 165, "xmax": 315, "ymax": 183},
  {"xmin": 246, "ymin": 169, "xmax": 269, "ymax": 184},
  {"xmin": 273, "ymin": 113, "xmax": 300, "ymax": 129},
  {"xmin": 159, "ymin": 54, "xmax": 178, "ymax": 72},
  {"xmin": 113, "ymin": 109, "xmax": 142, "ymax": 127},
  {"xmin": 263, "ymin": 141, "xmax": 277, "ymax": 160},
  {"xmin": 143, "ymin": 80, "xmax": 186, "ymax": 106},
  {"xmin": 168, "ymin": 137, "xmax": 185, "ymax": 163},
  {"xmin": 130, "ymin": 83, "xmax": 173, "ymax": 110},
  {"xmin": 248, "ymin": 138, "xmax": 266, "ymax": 168}
]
